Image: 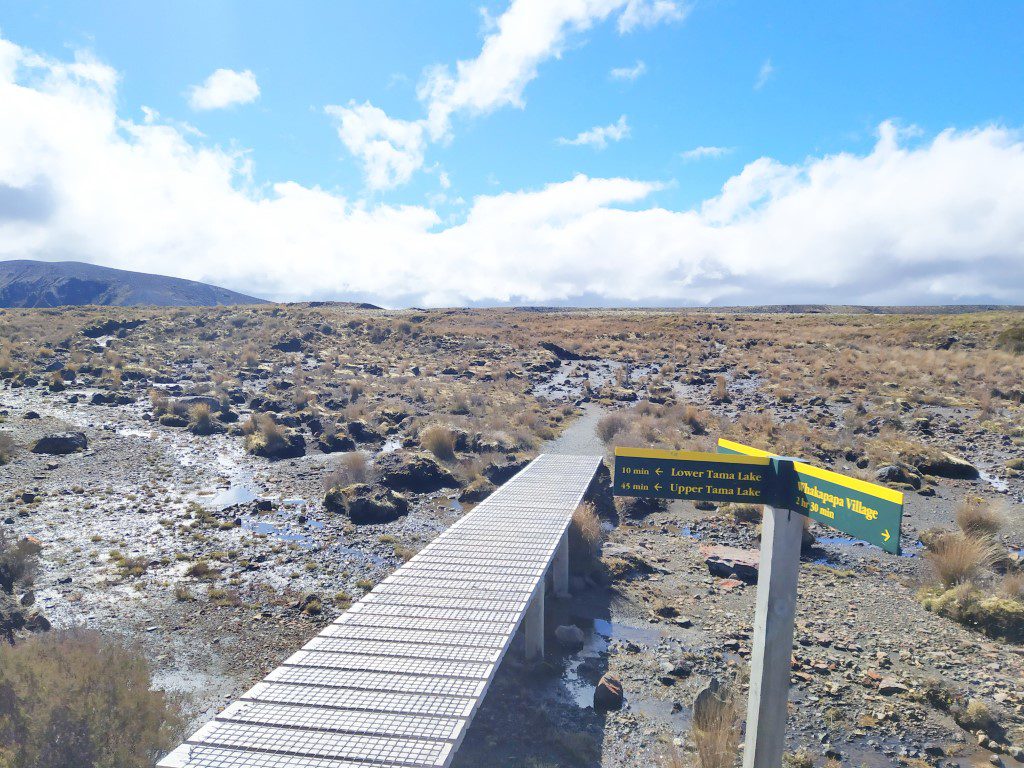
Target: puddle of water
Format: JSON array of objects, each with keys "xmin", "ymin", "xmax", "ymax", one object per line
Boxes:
[
  {"xmin": 562, "ymin": 617, "xmax": 665, "ymax": 709},
  {"xmin": 336, "ymin": 544, "xmax": 387, "ymax": 568},
  {"xmin": 979, "ymin": 469, "xmax": 1009, "ymax": 493},
  {"xmin": 380, "ymin": 437, "xmax": 403, "ymax": 453},
  {"xmin": 211, "ymin": 484, "xmax": 258, "ymax": 508},
  {"xmin": 118, "ymin": 427, "xmax": 157, "ymax": 438},
  {"xmin": 243, "ymin": 510, "xmax": 321, "ymax": 546},
  {"xmin": 448, "ymin": 498, "xmax": 464, "ymax": 512}
]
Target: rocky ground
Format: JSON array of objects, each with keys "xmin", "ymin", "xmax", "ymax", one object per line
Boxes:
[{"xmin": 1, "ymin": 305, "xmax": 1022, "ymax": 767}]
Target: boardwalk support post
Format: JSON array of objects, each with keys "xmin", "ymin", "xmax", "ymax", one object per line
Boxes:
[
  {"xmin": 742, "ymin": 501, "xmax": 803, "ymax": 768},
  {"xmin": 524, "ymin": 584, "xmax": 545, "ymax": 661},
  {"xmin": 552, "ymin": 530, "xmax": 569, "ymax": 598}
]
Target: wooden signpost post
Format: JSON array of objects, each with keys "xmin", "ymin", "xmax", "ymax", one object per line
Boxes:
[{"xmin": 613, "ymin": 440, "xmax": 904, "ymax": 768}]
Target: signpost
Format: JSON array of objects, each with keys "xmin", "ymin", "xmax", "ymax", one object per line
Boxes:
[
  {"xmin": 718, "ymin": 438, "xmax": 904, "ymax": 555},
  {"xmin": 613, "ymin": 437, "xmax": 905, "ymax": 768},
  {"xmin": 614, "ymin": 447, "xmax": 773, "ymax": 503}
]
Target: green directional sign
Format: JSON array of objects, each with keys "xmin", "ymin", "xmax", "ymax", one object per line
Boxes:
[
  {"xmin": 717, "ymin": 438, "xmax": 904, "ymax": 554},
  {"xmin": 614, "ymin": 447, "xmax": 774, "ymax": 503}
]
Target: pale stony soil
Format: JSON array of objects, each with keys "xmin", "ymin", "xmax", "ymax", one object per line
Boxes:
[{"xmin": 1, "ymin": 305, "xmax": 1022, "ymax": 767}]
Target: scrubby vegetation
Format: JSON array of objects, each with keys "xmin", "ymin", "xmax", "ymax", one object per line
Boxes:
[
  {"xmin": 568, "ymin": 502, "xmax": 603, "ymax": 575},
  {"xmin": 919, "ymin": 497, "xmax": 1023, "ymax": 641},
  {"xmin": 0, "ymin": 630, "xmax": 184, "ymax": 768}
]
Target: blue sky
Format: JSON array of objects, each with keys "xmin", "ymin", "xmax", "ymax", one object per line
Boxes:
[{"xmin": 1, "ymin": 1, "xmax": 1023, "ymax": 305}]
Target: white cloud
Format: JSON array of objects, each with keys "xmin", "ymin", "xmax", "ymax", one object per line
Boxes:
[
  {"xmin": 618, "ymin": 0, "xmax": 690, "ymax": 33},
  {"xmin": 2, "ymin": 36, "xmax": 1023, "ymax": 307},
  {"xmin": 610, "ymin": 60, "xmax": 647, "ymax": 81},
  {"xmin": 188, "ymin": 68, "xmax": 260, "ymax": 111},
  {"xmin": 681, "ymin": 145, "xmax": 733, "ymax": 161},
  {"xmin": 325, "ymin": 102, "xmax": 425, "ymax": 191},
  {"xmin": 343, "ymin": 0, "xmax": 686, "ymax": 186},
  {"xmin": 559, "ymin": 115, "xmax": 630, "ymax": 149},
  {"xmin": 755, "ymin": 58, "xmax": 774, "ymax": 90}
]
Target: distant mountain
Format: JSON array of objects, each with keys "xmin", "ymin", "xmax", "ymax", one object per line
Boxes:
[{"xmin": 0, "ymin": 260, "xmax": 268, "ymax": 308}]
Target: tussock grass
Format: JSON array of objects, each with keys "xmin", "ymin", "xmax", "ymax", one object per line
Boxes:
[
  {"xmin": 955, "ymin": 496, "xmax": 1003, "ymax": 539},
  {"xmin": 324, "ymin": 451, "xmax": 369, "ymax": 489},
  {"xmin": 596, "ymin": 412, "xmax": 627, "ymax": 443},
  {"xmin": 420, "ymin": 424, "xmax": 457, "ymax": 461},
  {"xmin": 569, "ymin": 502, "xmax": 603, "ymax": 575},
  {"xmin": 692, "ymin": 683, "xmax": 742, "ymax": 768},
  {"xmin": 925, "ymin": 532, "xmax": 1001, "ymax": 588}
]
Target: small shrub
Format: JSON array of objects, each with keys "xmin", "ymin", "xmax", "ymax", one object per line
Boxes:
[
  {"xmin": 0, "ymin": 533, "xmax": 40, "ymax": 594},
  {"xmin": 955, "ymin": 497, "xmax": 1003, "ymax": 539},
  {"xmin": 0, "ymin": 629, "xmax": 184, "ymax": 768},
  {"xmin": 925, "ymin": 533, "xmax": 1000, "ymax": 588},
  {"xmin": 188, "ymin": 403, "xmax": 214, "ymax": 432},
  {"xmin": 420, "ymin": 424, "xmax": 457, "ymax": 462},
  {"xmin": 185, "ymin": 559, "xmax": 216, "ymax": 579},
  {"xmin": 956, "ymin": 698, "xmax": 996, "ymax": 733},
  {"xmin": 596, "ymin": 413, "xmax": 627, "ymax": 443},
  {"xmin": 569, "ymin": 502, "xmax": 602, "ymax": 575},
  {"xmin": 0, "ymin": 432, "xmax": 16, "ymax": 464},
  {"xmin": 996, "ymin": 322, "xmax": 1024, "ymax": 354},
  {"xmin": 921, "ymin": 583, "xmax": 1024, "ymax": 642}
]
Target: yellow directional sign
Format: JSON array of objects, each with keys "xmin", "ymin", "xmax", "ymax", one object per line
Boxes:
[
  {"xmin": 717, "ymin": 438, "xmax": 904, "ymax": 554},
  {"xmin": 614, "ymin": 446, "xmax": 774, "ymax": 504}
]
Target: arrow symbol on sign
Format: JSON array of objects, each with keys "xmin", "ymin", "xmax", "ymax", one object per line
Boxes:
[
  {"xmin": 881, "ymin": 529, "xmax": 891, "ymax": 542},
  {"xmin": 654, "ymin": 483, "xmax": 662, "ymax": 492},
  {"xmin": 655, "ymin": 468, "xmax": 663, "ymax": 476}
]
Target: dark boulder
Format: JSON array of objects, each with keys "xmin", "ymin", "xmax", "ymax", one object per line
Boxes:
[
  {"xmin": 272, "ymin": 337, "xmax": 303, "ymax": 352},
  {"xmin": 248, "ymin": 429, "xmax": 306, "ymax": 460},
  {"xmin": 318, "ymin": 432, "xmax": 357, "ymax": 454},
  {"xmin": 325, "ymin": 483, "xmax": 409, "ymax": 524},
  {"xmin": 376, "ymin": 452, "xmax": 459, "ymax": 492},
  {"xmin": 702, "ymin": 545, "xmax": 759, "ymax": 583},
  {"xmin": 594, "ymin": 673, "xmax": 624, "ymax": 711},
  {"xmin": 348, "ymin": 420, "xmax": 384, "ymax": 443},
  {"xmin": 30, "ymin": 432, "xmax": 87, "ymax": 455},
  {"xmin": 82, "ymin": 318, "xmax": 144, "ymax": 338},
  {"xmin": 482, "ymin": 456, "xmax": 530, "ymax": 485}
]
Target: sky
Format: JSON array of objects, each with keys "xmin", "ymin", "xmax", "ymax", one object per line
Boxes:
[{"xmin": 1, "ymin": 1, "xmax": 1023, "ymax": 307}]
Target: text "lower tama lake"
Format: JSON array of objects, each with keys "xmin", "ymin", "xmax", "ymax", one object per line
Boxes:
[{"xmin": 620, "ymin": 466, "xmax": 763, "ymax": 482}]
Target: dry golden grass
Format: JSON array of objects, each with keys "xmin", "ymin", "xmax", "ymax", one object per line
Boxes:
[
  {"xmin": 925, "ymin": 532, "xmax": 1001, "ymax": 588},
  {"xmin": 691, "ymin": 684, "xmax": 742, "ymax": 768},
  {"xmin": 324, "ymin": 451, "xmax": 370, "ymax": 489},
  {"xmin": 955, "ymin": 496, "xmax": 1003, "ymax": 539},
  {"xmin": 1002, "ymin": 573, "xmax": 1024, "ymax": 602},
  {"xmin": 569, "ymin": 502, "xmax": 603, "ymax": 575},
  {"xmin": 419, "ymin": 424, "xmax": 457, "ymax": 461}
]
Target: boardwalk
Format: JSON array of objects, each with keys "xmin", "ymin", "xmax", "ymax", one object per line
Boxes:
[{"xmin": 159, "ymin": 453, "xmax": 603, "ymax": 768}]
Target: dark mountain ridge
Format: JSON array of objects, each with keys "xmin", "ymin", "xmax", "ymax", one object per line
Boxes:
[{"xmin": 0, "ymin": 260, "xmax": 267, "ymax": 307}]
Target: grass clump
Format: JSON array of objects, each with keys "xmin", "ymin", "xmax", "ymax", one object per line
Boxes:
[
  {"xmin": 324, "ymin": 451, "xmax": 369, "ymax": 489},
  {"xmin": 596, "ymin": 412, "xmax": 627, "ymax": 443},
  {"xmin": 954, "ymin": 496, "xmax": 1003, "ymax": 539},
  {"xmin": 568, "ymin": 502, "xmax": 603, "ymax": 575},
  {"xmin": 924, "ymin": 532, "xmax": 1000, "ymax": 588},
  {"xmin": 996, "ymin": 322, "xmax": 1024, "ymax": 354},
  {"xmin": 0, "ymin": 533, "xmax": 40, "ymax": 594},
  {"xmin": 0, "ymin": 629, "xmax": 184, "ymax": 768},
  {"xmin": 920, "ymin": 582, "xmax": 1024, "ymax": 642},
  {"xmin": 691, "ymin": 682, "xmax": 742, "ymax": 768},
  {"xmin": 419, "ymin": 424, "xmax": 457, "ymax": 462}
]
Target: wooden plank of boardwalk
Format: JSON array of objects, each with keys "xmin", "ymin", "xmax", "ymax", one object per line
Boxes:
[{"xmin": 159, "ymin": 453, "xmax": 603, "ymax": 768}]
